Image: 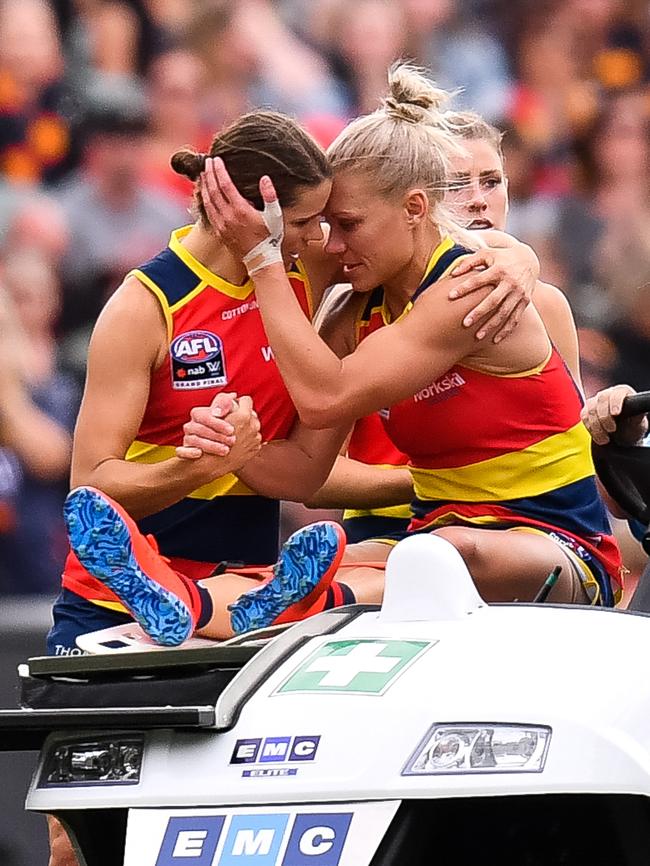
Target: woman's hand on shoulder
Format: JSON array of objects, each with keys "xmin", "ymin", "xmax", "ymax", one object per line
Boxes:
[{"xmin": 447, "ymin": 233, "xmax": 540, "ymax": 343}]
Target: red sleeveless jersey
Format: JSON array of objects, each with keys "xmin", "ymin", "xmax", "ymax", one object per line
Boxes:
[
  {"xmin": 63, "ymin": 227, "xmax": 313, "ymax": 608},
  {"xmin": 343, "ymin": 283, "xmax": 410, "ymax": 524},
  {"xmin": 357, "ymin": 238, "xmax": 623, "ymax": 603},
  {"xmin": 343, "ymin": 237, "xmax": 463, "ymax": 525}
]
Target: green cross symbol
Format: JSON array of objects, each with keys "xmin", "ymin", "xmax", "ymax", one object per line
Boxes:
[{"xmin": 276, "ymin": 639, "xmax": 433, "ymax": 695}]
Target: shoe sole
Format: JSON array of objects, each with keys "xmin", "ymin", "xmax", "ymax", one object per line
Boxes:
[
  {"xmin": 228, "ymin": 522, "xmax": 343, "ymax": 634},
  {"xmin": 64, "ymin": 487, "xmax": 192, "ymax": 646}
]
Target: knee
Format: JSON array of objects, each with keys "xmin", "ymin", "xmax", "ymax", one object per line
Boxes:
[{"xmin": 432, "ymin": 526, "xmax": 481, "ymax": 570}]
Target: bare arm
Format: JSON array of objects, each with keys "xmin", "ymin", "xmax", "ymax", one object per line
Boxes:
[
  {"xmin": 0, "ymin": 383, "xmax": 72, "ymax": 481},
  {"xmin": 534, "ymin": 282, "xmax": 582, "ymax": 388},
  {"xmin": 71, "ymin": 277, "xmax": 260, "ymax": 519},
  {"xmin": 242, "ymin": 258, "xmax": 499, "ymax": 428},
  {"xmin": 306, "ymin": 455, "xmax": 413, "ymax": 509},
  {"xmin": 237, "ymin": 422, "xmax": 347, "ymax": 501},
  {"xmin": 178, "ymin": 282, "xmax": 393, "ymax": 505},
  {"xmin": 306, "ymin": 290, "xmax": 414, "ymax": 509},
  {"xmin": 179, "ymin": 283, "xmax": 351, "ymax": 502}
]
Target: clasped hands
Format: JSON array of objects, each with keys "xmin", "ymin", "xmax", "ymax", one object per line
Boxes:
[{"xmin": 176, "ymin": 392, "xmax": 262, "ymax": 467}]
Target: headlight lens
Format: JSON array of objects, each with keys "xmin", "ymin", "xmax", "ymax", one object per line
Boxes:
[
  {"xmin": 39, "ymin": 735, "xmax": 144, "ymax": 786},
  {"xmin": 403, "ymin": 724, "xmax": 551, "ymax": 775}
]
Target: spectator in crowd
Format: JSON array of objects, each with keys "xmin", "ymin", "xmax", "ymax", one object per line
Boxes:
[
  {"xmin": 0, "ymin": 0, "xmax": 76, "ymax": 185},
  {"xmin": 569, "ymin": 0, "xmax": 649, "ymax": 95},
  {"xmin": 510, "ymin": 2, "xmax": 597, "ymax": 177},
  {"xmin": 58, "ymin": 0, "xmax": 165, "ymax": 111},
  {"xmin": 54, "ymin": 105, "xmax": 187, "ymax": 366},
  {"xmin": 329, "ymin": 0, "xmax": 409, "ymax": 115},
  {"xmin": 0, "ymin": 251, "xmax": 80, "ymax": 594},
  {"xmin": 141, "ymin": 48, "xmax": 212, "ymax": 205},
  {"xmin": 400, "ymin": 0, "xmax": 513, "ymax": 122},
  {"xmin": 184, "ymin": 0, "xmax": 348, "ymax": 128},
  {"xmin": 2, "ymin": 193, "xmax": 70, "ymax": 265},
  {"xmin": 591, "ymin": 92, "xmax": 650, "ymax": 315},
  {"xmin": 552, "ymin": 89, "xmax": 650, "ymax": 331}
]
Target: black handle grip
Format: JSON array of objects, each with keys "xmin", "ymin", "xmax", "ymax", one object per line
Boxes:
[
  {"xmin": 619, "ymin": 391, "xmax": 650, "ymax": 420},
  {"xmin": 593, "ymin": 389, "xmax": 650, "ymax": 524}
]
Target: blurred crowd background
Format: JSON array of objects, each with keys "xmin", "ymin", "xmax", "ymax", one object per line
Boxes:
[{"xmin": 0, "ymin": 0, "xmax": 649, "ymax": 597}]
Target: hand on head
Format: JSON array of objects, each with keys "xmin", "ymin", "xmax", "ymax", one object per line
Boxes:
[{"xmin": 200, "ymin": 157, "xmax": 284, "ymax": 273}]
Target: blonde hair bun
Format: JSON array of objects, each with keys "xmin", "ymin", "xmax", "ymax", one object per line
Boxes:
[{"xmin": 382, "ymin": 61, "xmax": 451, "ymax": 124}]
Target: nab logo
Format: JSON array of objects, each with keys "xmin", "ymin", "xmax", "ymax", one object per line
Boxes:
[
  {"xmin": 171, "ymin": 330, "xmax": 222, "ymax": 363},
  {"xmin": 231, "ymin": 736, "xmax": 320, "ymax": 766},
  {"xmin": 155, "ymin": 811, "xmax": 352, "ymax": 866}
]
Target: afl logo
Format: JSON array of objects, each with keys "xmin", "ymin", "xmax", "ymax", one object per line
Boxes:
[
  {"xmin": 171, "ymin": 330, "xmax": 221, "ymax": 363},
  {"xmin": 170, "ymin": 330, "xmax": 227, "ymax": 389}
]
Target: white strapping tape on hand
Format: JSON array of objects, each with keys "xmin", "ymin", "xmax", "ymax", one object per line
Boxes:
[{"xmin": 243, "ymin": 198, "xmax": 285, "ymax": 276}]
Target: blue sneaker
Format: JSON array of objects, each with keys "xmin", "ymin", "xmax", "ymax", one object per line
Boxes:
[
  {"xmin": 64, "ymin": 487, "xmax": 195, "ymax": 646},
  {"xmin": 228, "ymin": 521, "xmax": 346, "ymax": 634}
]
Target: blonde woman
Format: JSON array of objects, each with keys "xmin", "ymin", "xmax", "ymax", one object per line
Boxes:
[{"xmin": 195, "ymin": 63, "xmax": 622, "ymax": 609}]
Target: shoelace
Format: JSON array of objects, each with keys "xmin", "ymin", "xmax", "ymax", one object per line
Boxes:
[{"xmin": 144, "ymin": 533, "xmax": 172, "ymax": 565}]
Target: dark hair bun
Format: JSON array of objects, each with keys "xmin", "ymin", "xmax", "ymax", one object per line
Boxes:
[{"xmin": 170, "ymin": 148, "xmax": 206, "ymax": 181}]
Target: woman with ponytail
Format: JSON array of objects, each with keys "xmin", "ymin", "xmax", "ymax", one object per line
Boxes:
[
  {"xmin": 49, "ymin": 111, "xmax": 355, "ymax": 660},
  {"xmin": 191, "ymin": 63, "xmax": 623, "ymax": 609},
  {"xmin": 313, "ymin": 108, "xmax": 584, "ymax": 548},
  {"xmin": 53, "ymin": 101, "xmax": 532, "ymax": 654},
  {"xmin": 48, "ymin": 99, "xmax": 541, "ymax": 866}
]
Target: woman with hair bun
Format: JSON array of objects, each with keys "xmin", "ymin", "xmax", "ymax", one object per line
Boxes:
[
  {"xmin": 54, "ymin": 103, "xmax": 534, "ymax": 654},
  {"xmin": 321, "ymin": 107, "xmax": 584, "ymax": 548},
  {"xmin": 49, "ymin": 100, "xmax": 538, "ymax": 866},
  {"xmin": 191, "ymin": 63, "xmax": 623, "ymax": 609},
  {"xmin": 50, "ymin": 109, "xmax": 355, "ymax": 658}
]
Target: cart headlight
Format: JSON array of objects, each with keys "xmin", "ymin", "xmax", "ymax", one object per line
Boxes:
[
  {"xmin": 403, "ymin": 724, "xmax": 551, "ymax": 775},
  {"xmin": 39, "ymin": 735, "xmax": 144, "ymax": 786}
]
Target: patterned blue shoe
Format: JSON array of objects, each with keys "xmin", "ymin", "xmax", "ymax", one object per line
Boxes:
[
  {"xmin": 64, "ymin": 486, "xmax": 194, "ymax": 646},
  {"xmin": 228, "ymin": 521, "xmax": 346, "ymax": 634}
]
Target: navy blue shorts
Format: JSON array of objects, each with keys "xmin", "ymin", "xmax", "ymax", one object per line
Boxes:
[
  {"xmin": 46, "ymin": 589, "xmax": 133, "ymax": 656},
  {"xmin": 342, "ymin": 515, "xmax": 411, "ymax": 545}
]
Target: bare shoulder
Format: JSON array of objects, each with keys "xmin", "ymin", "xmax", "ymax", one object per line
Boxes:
[
  {"xmin": 533, "ymin": 281, "xmax": 579, "ymax": 347},
  {"xmin": 534, "ymin": 281, "xmax": 573, "ymax": 319},
  {"xmin": 98, "ymin": 274, "xmax": 164, "ymax": 323},
  {"xmin": 532, "ymin": 281, "xmax": 581, "ymax": 387},
  {"xmin": 300, "ymin": 240, "xmax": 342, "ymax": 309},
  {"xmin": 90, "ymin": 274, "xmax": 168, "ymax": 370},
  {"xmin": 316, "ymin": 284, "xmax": 367, "ymax": 358}
]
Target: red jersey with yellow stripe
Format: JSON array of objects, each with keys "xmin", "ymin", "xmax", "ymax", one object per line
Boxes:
[
  {"xmin": 343, "ymin": 287, "xmax": 410, "ymax": 527},
  {"xmin": 357, "ymin": 238, "xmax": 623, "ymax": 604},
  {"xmin": 343, "ymin": 237, "xmax": 465, "ymax": 528},
  {"xmin": 63, "ymin": 226, "xmax": 313, "ymax": 608}
]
